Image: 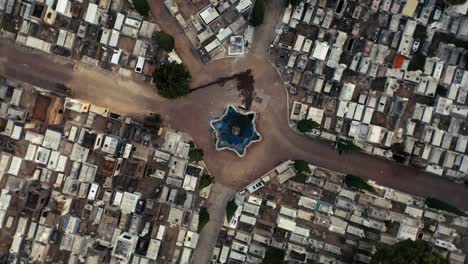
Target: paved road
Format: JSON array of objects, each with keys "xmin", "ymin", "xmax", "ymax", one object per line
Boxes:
[{"xmin": 0, "ymin": 0, "xmax": 467, "ymax": 210}]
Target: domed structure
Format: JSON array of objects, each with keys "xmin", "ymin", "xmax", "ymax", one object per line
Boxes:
[{"xmin": 210, "ymin": 105, "xmax": 261, "ymax": 157}]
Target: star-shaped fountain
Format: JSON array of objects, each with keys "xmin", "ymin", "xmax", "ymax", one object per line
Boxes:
[{"xmin": 210, "ymin": 105, "xmax": 262, "ymax": 157}]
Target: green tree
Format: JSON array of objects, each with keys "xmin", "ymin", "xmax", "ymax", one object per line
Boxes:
[
  {"xmin": 425, "ymin": 198, "xmax": 466, "ymax": 216},
  {"xmin": 407, "ymin": 52, "xmax": 425, "ymax": 71},
  {"xmin": 199, "ymin": 174, "xmax": 214, "ymax": 189},
  {"xmin": 250, "ymin": 0, "xmax": 265, "ymax": 27},
  {"xmin": 371, "ymin": 240, "xmax": 447, "ymax": 264},
  {"xmin": 287, "ymin": 0, "xmax": 302, "ymax": 6},
  {"xmin": 198, "ymin": 207, "xmax": 210, "ymax": 233},
  {"xmin": 345, "ymin": 175, "xmax": 376, "ymax": 193},
  {"xmin": 263, "ymin": 247, "xmax": 285, "ymax": 264},
  {"xmin": 297, "ymin": 119, "xmax": 320, "ymax": 133},
  {"xmin": 133, "ymin": 0, "xmax": 149, "ymax": 17},
  {"xmin": 447, "ymin": 0, "xmax": 466, "ymax": 5},
  {"xmin": 175, "ymin": 191, "xmax": 187, "ymax": 205},
  {"xmin": 293, "ymin": 160, "xmax": 311, "ymax": 174},
  {"xmin": 226, "ymin": 199, "xmax": 238, "ymax": 222},
  {"xmin": 336, "ymin": 139, "xmax": 362, "ymax": 154},
  {"xmin": 143, "ymin": 113, "xmax": 162, "ymax": 131},
  {"xmin": 154, "ymin": 31, "xmax": 175, "ymax": 52},
  {"xmin": 189, "ymin": 148, "xmax": 204, "ymax": 163},
  {"xmin": 153, "ymin": 62, "xmax": 191, "ymax": 99}
]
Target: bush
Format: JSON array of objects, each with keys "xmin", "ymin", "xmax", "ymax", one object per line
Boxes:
[
  {"xmin": 447, "ymin": 0, "xmax": 466, "ymax": 5},
  {"xmin": 144, "ymin": 113, "xmax": 162, "ymax": 131},
  {"xmin": 250, "ymin": 0, "xmax": 265, "ymax": 27},
  {"xmin": 372, "ymin": 240, "xmax": 446, "ymax": 264},
  {"xmin": 189, "ymin": 148, "xmax": 204, "ymax": 163},
  {"xmin": 153, "ymin": 62, "xmax": 191, "ymax": 99},
  {"xmin": 226, "ymin": 199, "xmax": 238, "ymax": 222},
  {"xmin": 175, "ymin": 191, "xmax": 187, "ymax": 205},
  {"xmin": 133, "ymin": 0, "xmax": 149, "ymax": 17},
  {"xmin": 262, "ymin": 247, "xmax": 285, "ymax": 264},
  {"xmin": 293, "ymin": 160, "xmax": 311, "ymax": 174},
  {"xmin": 425, "ymin": 198, "xmax": 466, "ymax": 216},
  {"xmin": 297, "ymin": 119, "xmax": 320, "ymax": 133},
  {"xmin": 345, "ymin": 175, "xmax": 376, "ymax": 193},
  {"xmin": 287, "ymin": 0, "xmax": 303, "ymax": 6},
  {"xmin": 291, "ymin": 174, "xmax": 307, "ymax": 183},
  {"xmin": 336, "ymin": 139, "xmax": 362, "ymax": 154},
  {"xmin": 391, "ymin": 143, "xmax": 408, "ymax": 163},
  {"xmin": 198, "ymin": 207, "xmax": 210, "ymax": 233},
  {"xmin": 199, "ymin": 174, "xmax": 214, "ymax": 190},
  {"xmin": 407, "ymin": 52, "xmax": 425, "ymax": 71},
  {"xmin": 413, "ymin": 26, "xmax": 428, "ymax": 42},
  {"xmin": 154, "ymin": 31, "xmax": 175, "ymax": 52}
]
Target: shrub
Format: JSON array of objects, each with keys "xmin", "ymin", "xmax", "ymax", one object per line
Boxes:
[
  {"xmin": 198, "ymin": 207, "xmax": 210, "ymax": 233},
  {"xmin": 345, "ymin": 175, "xmax": 376, "ymax": 193},
  {"xmin": 226, "ymin": 199, "xmax": 238, "ymax": 222},
  {"xmin": 175, "ymin": 191, "xmax": 187, "ymax": 205},
  {"xmin": 336, "ymin": 139, "xmax": 362, "ymax": 154},
  {"xmin": 287, "ymin": 0, "xmax": 303, "ymax": 6},
  {"xmin": 262, "ymin": 247, "xmax": 285, "ymax": 264},
  {"xmin": 133, "ymin": 0, "xmax": 149, "ymax": 17},
  {"xmin": 144, "ymin": 113, "xmax": 162, "ymax": 131},
  {"xmin": 293, "ymin": 160, "xmax": 311, "ymax": 174},
  {"xmin": 297, "ymin": 119, "xmax": 320, "ymax": 133},
  {"xmin": 291, "ymin": 174, "xmax": 307, "ymax": 183},
  {"xmin": 189, "ymin": 148, "xmax": 204, "ymax": 163},
  {"xmin": 425, "ymin": 198, "xmax": 466, "ymax": 216},
  {"xmin": 250, "ymin": 0, "xmax": 265, "ymax": 27},
  {"xmin": 154, "ymin": 31, "xmax": 175, "ymax": 52},
  {"xmin": 199, "ymin": 174, "xmax": 214, "ymax": 190},
  {"xmin": 447, "ymin": 0, "xmax": 466, "ymax": 5},
  {"xmin": 407, "ymin": 52, "xmax": 425, "ymax": 71}
]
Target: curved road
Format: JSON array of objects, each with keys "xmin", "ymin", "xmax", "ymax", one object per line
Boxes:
[{"xmin": 0, "ymin": 0, "xmax": 467, "ymax": 209}]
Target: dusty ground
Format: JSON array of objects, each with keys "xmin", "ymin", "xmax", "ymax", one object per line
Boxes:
[{"xmin": 0, "ymin": 0, "xmax": 468, "ymax": 211}]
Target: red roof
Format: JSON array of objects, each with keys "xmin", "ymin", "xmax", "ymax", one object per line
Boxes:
[{"xmin": 393, "ymin": 54, "xmax": 406, "ymax": 69}]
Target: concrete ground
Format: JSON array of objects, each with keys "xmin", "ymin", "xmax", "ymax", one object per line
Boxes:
[
  {"xmin": 0, "ymin": 0, "xmax": 468, "ymax": 212},
  {"xmin": 191, "ymin": 183, "xmax": 235, "ymax": 264}
]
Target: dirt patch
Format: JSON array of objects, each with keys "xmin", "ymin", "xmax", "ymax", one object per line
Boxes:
[{"xmin": 32, "ymin": 94, "xmax": 51, "ymax": 122}]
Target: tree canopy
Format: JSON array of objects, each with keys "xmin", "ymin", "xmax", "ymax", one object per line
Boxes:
[
  {"xmin": 133, "ymin": 0, "xmax": 149, "ymax": 17},
  {"xmin": 198, "ymin": 207, "xmax": 210, "ymax": 233},
  {"xmin": 426, "ymin": 198, "xmax": 466, "ymax": 216},
  {"xmin": 336, "ymin": 139, "xmax": 362, "ymax": 154},
  {"xmin": 371, "ymin": 240, "xmax": 446, "ymax": 264},
  {"xmin": 446, "ymin": 0, "xmax": 466, "ymax": 5},
  {"xmin": 154, "ymin": 31, "xmax": 175, "ymax": 52},
  {"xmin": 153, "ymin": 62, "xmax": 191, "ymax": 99},
  {"xmin": 408, "ymin": 52, "xmax": 426, "ymax": 71},
  {"xmin": 199, "ymin": 174, "xmax": 214, "ymax": 190},
  {"xmin": 189, "ymin": 148, "xmax": 204, "ymax": 163},
  {"xmin": 345, "ymin": 175, "xmax": 376, "ymax": 193},
  {"xmin": 262, "ymin": 247, "xmax": 285, "ymax": 264},
  {"xmin": 287, "ymin": 0, "xmax": 303, "ymax": 6},
  {"xmin": 226, "ymin": 199, "xmax": 238, "ymax": 222},
  {"xmin": 294, "ymin": 160, "xmax": 311, "ymax": 174},
  {"xmin": 143, "ymin": 113, "xmax": 162, "ymax": 132},
  {"xmin": 297, "ymin": 119, "xmax": 320, "ymax": 133},
  {"xmin": 250, "ymin": 0, "xmax": 265, "ymax": 26}
]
